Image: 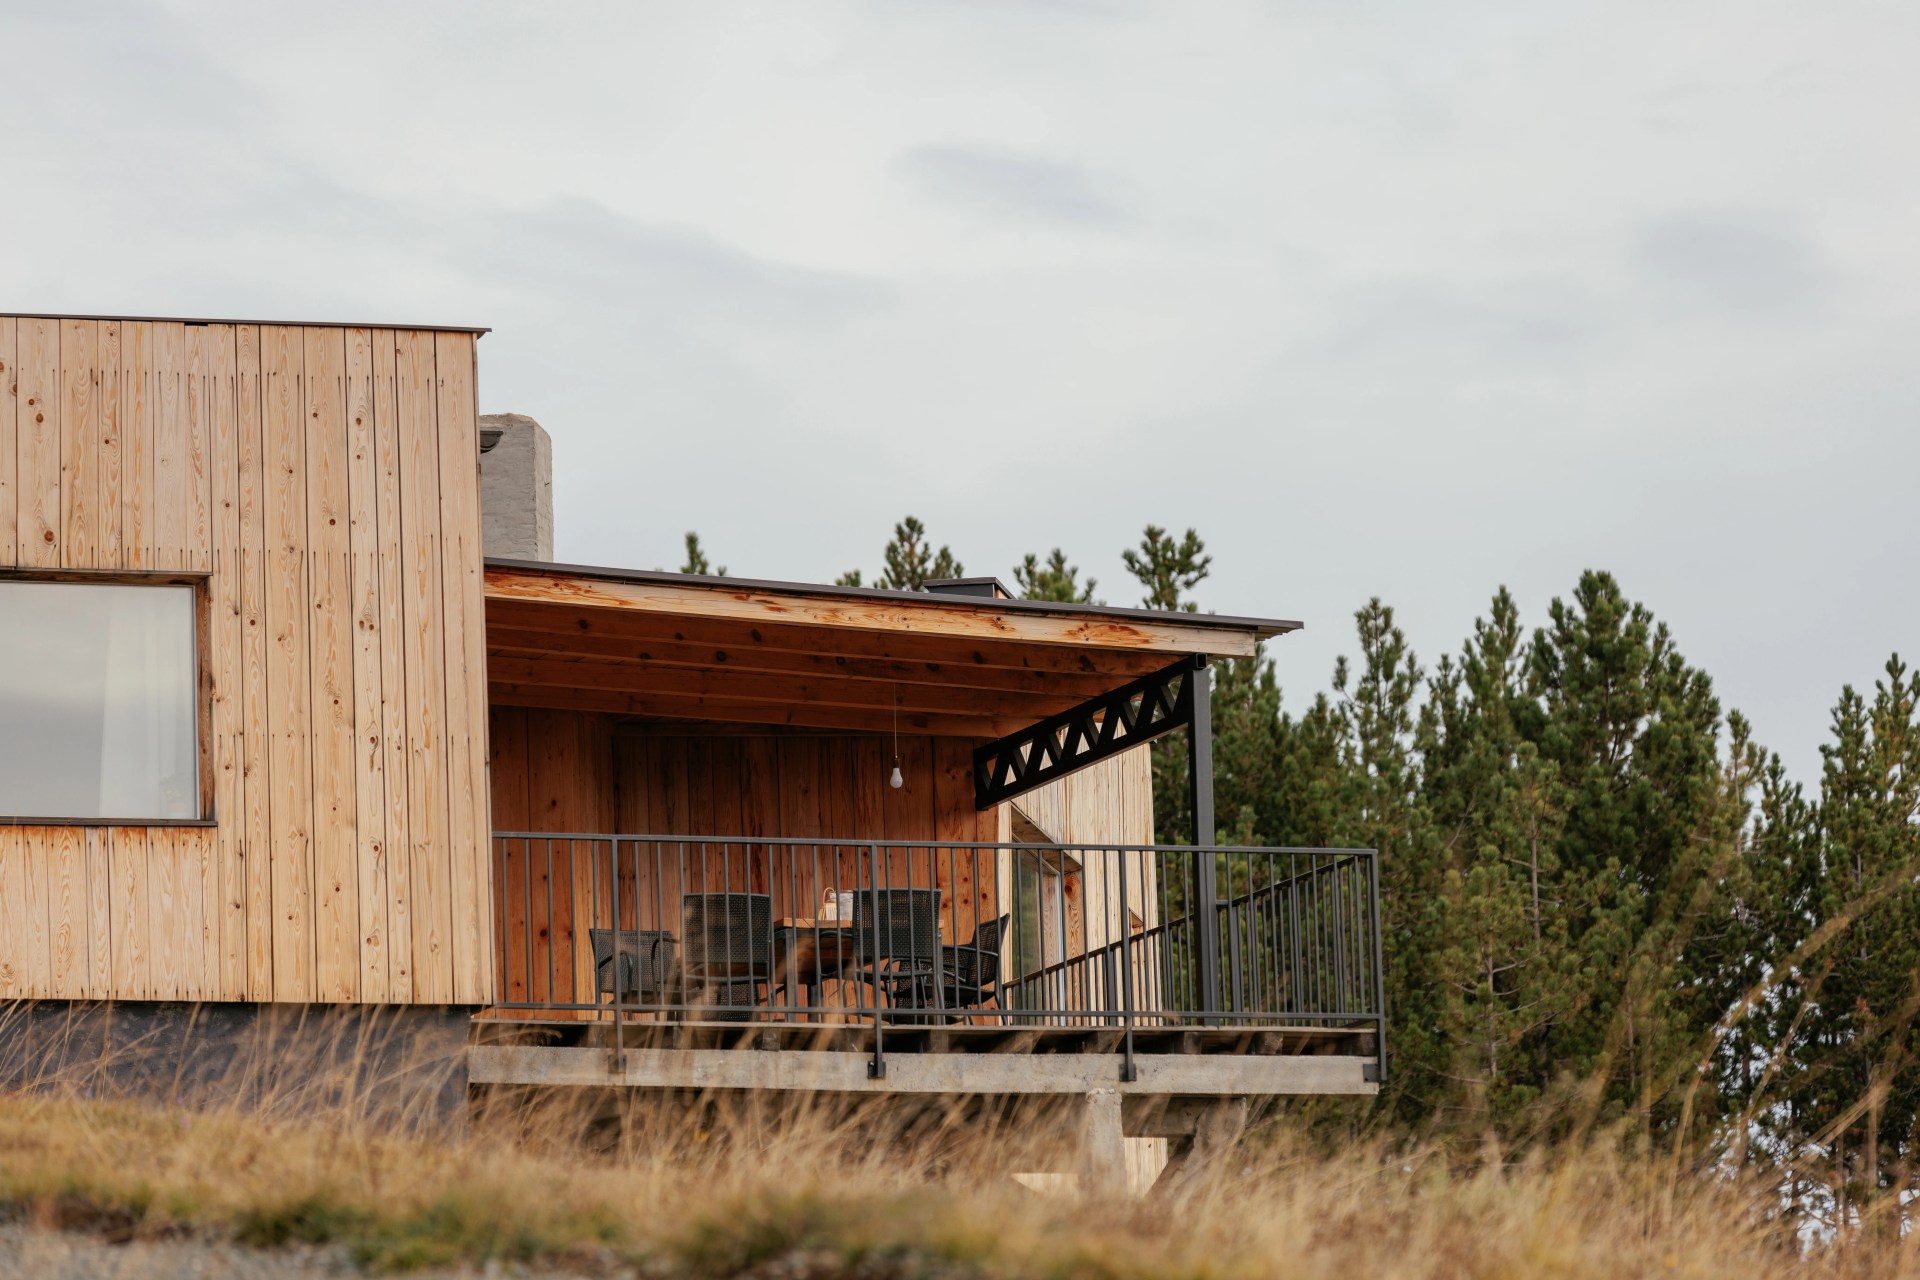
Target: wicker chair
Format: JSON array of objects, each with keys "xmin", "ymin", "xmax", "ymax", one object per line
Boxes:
[
  {"xmin": 588, "ymin": 927, "xmax": 676, "ymax": 1008},
  {"xmin": 680, "ymin": 892, "xmax": 774, "ymax": 1022},
  {"xmin": 848, "ymin": 888, "xmax": 943, "ymax": 1023},
  {"xmin": 937, "ymin": 913, "xmax": 1009, "ymax": 1021}
]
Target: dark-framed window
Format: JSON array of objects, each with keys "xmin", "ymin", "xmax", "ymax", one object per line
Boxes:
[{"xmin": 0, "ymin": 575, "xmax": 204, "ymax": 822}]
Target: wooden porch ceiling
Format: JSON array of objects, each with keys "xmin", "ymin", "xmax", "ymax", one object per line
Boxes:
[{"xmin": 484, "ymin": 562, "xmax": 1298, "ymax": 738}]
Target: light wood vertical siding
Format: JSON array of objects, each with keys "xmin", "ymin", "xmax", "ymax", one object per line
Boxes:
[
  {"xmin": 1007, "ymin": 746, "xmax": 1161, "ymax": 992},
  {"xmin": 0, "ymin": 318, "xmax": 492, "ymax": 1005},
  {"xmin": 0, "ymin": 317, "xmax": 16, "ymax": 564}
]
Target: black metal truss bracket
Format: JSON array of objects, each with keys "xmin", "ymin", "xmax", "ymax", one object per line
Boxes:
[{"xmin": 973, "ymin": 655, "xmax": 1206, "ymax": 810}]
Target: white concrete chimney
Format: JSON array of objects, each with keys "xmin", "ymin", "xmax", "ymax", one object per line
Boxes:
[{"xmin": 478, "ymin": 413, "xmax": 554, "ymax": 561}]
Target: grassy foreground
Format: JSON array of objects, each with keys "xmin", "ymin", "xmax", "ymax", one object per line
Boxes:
[{"xmin": 0, "ymin": 1080, "xmax": 1916, "ymax": 1279}]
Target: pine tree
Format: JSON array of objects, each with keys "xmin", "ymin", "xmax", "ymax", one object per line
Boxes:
[
  {"xmin": 1013, "ymin": 549, "xmax": 1097, "ymax": 603},
  {"xmin": 1523, "ymin": 571, "xmax": 1731, "ymax": 1140},
  {"xmin": 1329, "ymin": 599, "xmax": 1441, "ymax": 1124},
  {"xmin": 1122, "ymin": 526, "xmax": 1210, "ymax": 613},
  {"xmin": 1418, "ymin": 589, "xmax": 1581, "ymax": 1133},
  {"xmin": 1780, "ymin": 658, "xmax": 1920, "ymax": 1220},
  {"xmin": 1122, "ymin": 525, "xmax": 1213, "ymax": 845},
  {"xmin": 1208, "ymin": 649, "xmax": 1288, "ymax": 846},
  {"xmin": 880, "ymin": 516, "xmax": 963, "ymax": 590},
  {"xmin": 679, "ymin": 531, "xmax": 726, "ymax": 577},
  {"xmin": 1722, "ymin": 741, "xmax": 1820, "ymax": 1177},
  {"xmin": 839, "ymin": 516, "xmax": 963, "ymax": 591}
]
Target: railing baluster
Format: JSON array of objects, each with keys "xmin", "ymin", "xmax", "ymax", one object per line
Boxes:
[
  {"xmin": 867, "ymin": 843, "xmax": 885, "ymax": 1078},
  {"xmin": 608, "ymin": 839, "xmax": 623, "ymax": 1067},
  {"xmin": 540, "ymin": 839, "xmax": 553, "ymax": 1008},
  {"xmin": 1225, "ymin": 847, "xmax": 1244, "ymax": 1019},
  {"xmin": 1331, "ymin": 853, "xmax": 1349, "ymax": 1017}
]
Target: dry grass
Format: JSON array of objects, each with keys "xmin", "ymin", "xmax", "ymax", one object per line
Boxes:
[{"xmin": 0, "ymin": 1011, "xmax": 1915, "ymax": 1277}]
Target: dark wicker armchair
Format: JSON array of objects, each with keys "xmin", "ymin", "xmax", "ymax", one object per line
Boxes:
[
  {"xmin": 848, "ymin": 888, "xmax": 944, "ymax": 1023},
  {"xmin": 680, "ymin": 892, "xmax": 774, "ymax": 1021},
  {"xmin": 938, "ymin": 912, "xmax": 1009, "ymax": 1020},
  {"xmin": 588, "ymin": 927, "xmax": 676, "ymax": 1007}
]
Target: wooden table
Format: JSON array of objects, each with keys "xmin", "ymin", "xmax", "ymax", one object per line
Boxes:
[
  {"xmin": 772, "ymin": 918, "xmax": 947, "ymax": 1022},
  {"xmin": 774, "ymin": 919, "xmax": 858, "ymax": 1021}
]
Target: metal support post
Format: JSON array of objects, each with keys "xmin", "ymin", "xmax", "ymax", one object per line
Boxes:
[
  {"xmin": 1117, "ymin": 850, "xmax": 1137, "ymax": 1082},
  {"xmin": 609, "ymin": 840, "xmax": 626, "ymax": 1074},
  {"xmin": 1370, "ymin": 851, "xmax": 1388, "ymax": 1083},
  {"xmin": 866, "ymin": 847, "xmax": 886, "ymax": 1079},
  {"xmin": 1188, "ymin": 658, "xmax": 1221, "ymax": 1025}
]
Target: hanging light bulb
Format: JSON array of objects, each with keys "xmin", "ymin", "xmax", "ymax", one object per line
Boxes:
[{"xmin": 888, "ymin": 683, "xmax": 904, "ymax": 788}]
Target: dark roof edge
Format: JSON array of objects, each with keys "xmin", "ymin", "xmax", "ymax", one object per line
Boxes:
[
  {"xmin": 485, "ymin": 556, "xmax": 1303, "ymax": 641},
  {"xmin": 0, "ymin": 311, "xmax": 490, "ymax": 335}
]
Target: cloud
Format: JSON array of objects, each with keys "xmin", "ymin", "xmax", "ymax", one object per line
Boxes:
[
  {"xmin": 456, "ymin": 198, "xmax": 894, "ymax": 333},
  {"xmin": 893, "ymin": 143, "xmax": 1129, "ymax": 227},
  {"xmin": 1630, "ymin": 210, "xmax": 1834, "ymax": 315},
  {"xmin": 1307, "ymin": 273, "xmax": 1609, "ymax": 379}
]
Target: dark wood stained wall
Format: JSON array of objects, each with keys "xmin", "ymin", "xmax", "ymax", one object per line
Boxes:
[{"xmin": 487, "ymin": 706, "xmax": 1004, "ymax": 1009}]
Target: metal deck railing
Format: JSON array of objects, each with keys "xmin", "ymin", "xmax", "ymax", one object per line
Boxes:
[{"xmin": 489, "ymin": 834, "xmax": 1384, "ymax": 1078}]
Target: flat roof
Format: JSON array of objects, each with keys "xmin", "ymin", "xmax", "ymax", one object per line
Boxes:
[
  {"xmin": 0, "ymin": 311, "xmax": 490, "ymax": 335},
  {"xmin": 482, "ymin": 557, "xmax": 1296, "ymax": 736},
  {"xmin": 485, "ymin": 557, "xmax": 1302, "ymax": 641}
]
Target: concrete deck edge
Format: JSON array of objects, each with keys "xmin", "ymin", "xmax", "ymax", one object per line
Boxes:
[{"xmin": 467, "ymin": 1045, "xmax": 1380, "ymax": 1096}]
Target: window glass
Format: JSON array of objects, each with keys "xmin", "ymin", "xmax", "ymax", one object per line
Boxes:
[
  {"xmin": 0, "ymin": 581, "xmax": 199, "ymax": 820},
  {"xmin": 1010, "ymin": 848, "xmax": 1069, "ymax": 983}
]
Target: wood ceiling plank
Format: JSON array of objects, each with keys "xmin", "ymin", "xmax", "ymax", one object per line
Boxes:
[
  {"xmin": 483, "ymin": 625, "xmax": 1128, "ymax": 697},
  {"xmin": 484, "ymin": 653, "xmax": 1082, "ymax": 720},
  {"xmin": 486, "ymin": 683, "xmax": 1018, "ymax": 738},
  {"xmin": 482, "ymin": 597, "xmax": 1179, "ymax": 679}
]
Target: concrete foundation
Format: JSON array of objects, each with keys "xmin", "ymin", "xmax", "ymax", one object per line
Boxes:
[
  {"xmin": 467, "ymin": 1043, "xmax": 1377, "ymax": 1095},
  {"xmin": 0, "ymin": 1002, "xmax": 476, "ymax": 1129}
]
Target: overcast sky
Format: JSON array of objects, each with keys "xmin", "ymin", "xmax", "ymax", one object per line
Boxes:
[{"xmin": 3, "ymin": 0, "xmax": 1914, "ymax": 780}]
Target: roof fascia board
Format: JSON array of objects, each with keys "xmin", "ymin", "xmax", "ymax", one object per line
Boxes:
[
  {"xmin": 484, "ymin": 561, "xmax": 1287, "ymax": 658},
  {"xmin": 0, "ymin": 311, "xmax": 489, "ymax": 335}
]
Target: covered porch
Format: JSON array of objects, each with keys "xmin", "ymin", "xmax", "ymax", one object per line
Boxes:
[{"xmin": 474, "ymin": 560, "xmax": 1382, "ymax": 1129}]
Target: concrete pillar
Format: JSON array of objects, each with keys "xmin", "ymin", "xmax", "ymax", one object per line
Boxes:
[
  {"xmin": 479, "ymin": 413, "xmax": 553, "ymax": 561},
  {"xmin": 1080, "ymin": 1088, "xmax": 1127, "ymax": 1196},
  {"xmin": 1149, "ymin": 1096, "xmax": 1248, "ymax": 1199}
]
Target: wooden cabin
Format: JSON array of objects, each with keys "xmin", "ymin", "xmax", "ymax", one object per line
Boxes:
[{"xmin": 0, "ymin": 311, "xmax": 1382, "ymax": 1190}]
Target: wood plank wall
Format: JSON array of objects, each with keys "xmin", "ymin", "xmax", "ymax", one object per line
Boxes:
[
  {"xmin": 1010, "ymin": 744, "xmax": 1160, "ymax": 949},
  {"xmin": 486, "ymin": 709, "xmax": 1007, "ymax": 1008},
  {"xmin": 0, "ymin": 319, "xmax": 493, "ymax": 1005},
  {"xmin": 482, "ymin": 708, "xmax": 1164, "ymax": 1013},
  {"xmin": 1009, "ymin": 748, "xmax": 1160, "ymax": 1015}
]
